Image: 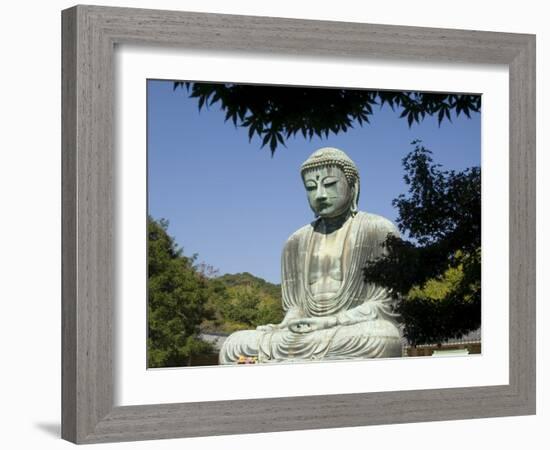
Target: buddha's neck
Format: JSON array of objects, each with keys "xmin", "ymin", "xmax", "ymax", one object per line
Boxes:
[{"xmin": 317, "ymin": 210, "xmax": 353, "ymax": 234}]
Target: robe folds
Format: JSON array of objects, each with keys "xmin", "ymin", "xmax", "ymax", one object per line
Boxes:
[{"xmin": 219, "ymin": 212, "xmax": 403, "ymax": 364}]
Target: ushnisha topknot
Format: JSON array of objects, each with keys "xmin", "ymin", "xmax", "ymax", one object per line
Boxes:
[{"xmin": 300, "ymin": 147, "xmax": 361, "ymax": 216}]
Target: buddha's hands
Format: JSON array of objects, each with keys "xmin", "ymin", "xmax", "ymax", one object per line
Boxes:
[
  {"xmin": 288, "ymin": 316, "xmax": 338, "ymax": 334},
  {"xmin": 257, "ymin": 307, "xmax": 304, "ymax": 332},
  {"xmin": 256, "ymin": 323, "xmax": 280, "ymax": 332},
  {"xmin": 256, "ymin": 317, "xmax": 296, "ymax": 332}
]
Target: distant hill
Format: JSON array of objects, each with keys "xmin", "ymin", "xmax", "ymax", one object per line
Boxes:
[
  {"xmin": 216, "ymin": 272, "xmax": 281, "ymax": 300},
  {"xmin": 201, "ymin": 272, "xmax": 284, "ymax": 334}
]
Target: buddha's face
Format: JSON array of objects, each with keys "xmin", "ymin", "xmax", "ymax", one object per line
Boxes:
[{"xmin": 303, "ymin": 166, "xmax": 353, "ymax": 218}]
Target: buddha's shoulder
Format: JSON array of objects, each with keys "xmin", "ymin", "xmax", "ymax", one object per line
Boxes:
[
  {"xmin": 284, "ymin": 222, "xmax": 314, "ymax": 245},
  {"xmin": 356, "ymin": 211, "xmax": 399, "ymax": 236}
]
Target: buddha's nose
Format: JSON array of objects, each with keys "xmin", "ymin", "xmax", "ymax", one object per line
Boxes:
[{"xmin": 315, "ymin": 187, "xmax": 327, "ymax": 202}]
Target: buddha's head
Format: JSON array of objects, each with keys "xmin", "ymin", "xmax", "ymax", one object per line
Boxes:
[{"xmin": 300, "ymin": 147, "xmax": 360, "ymax": 219}]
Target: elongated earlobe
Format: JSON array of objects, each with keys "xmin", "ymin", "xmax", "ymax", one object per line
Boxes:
[{"xmin": 350, "ymin": 183, "xmax": 360, "ymax": 216}]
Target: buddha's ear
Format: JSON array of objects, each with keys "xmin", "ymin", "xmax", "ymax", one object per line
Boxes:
[{"xmin": 350, "ymin": 181, "xmax": 360, "ymax": 215}]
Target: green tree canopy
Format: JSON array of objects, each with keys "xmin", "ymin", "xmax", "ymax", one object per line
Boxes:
[
  {"xmin": 147, "ymin": 216, "xmax": 215, "ymax": 367},
  {"xmin": 364, "ymin": 141, "xmax": 481, "ymax": 345},
  {"xmin": 174, "ymin": 81, "xmax": 481, "ymax": 154},
  {"xmin": 203, "ymin": 272, "xmax": 284, "ymax": 333}
]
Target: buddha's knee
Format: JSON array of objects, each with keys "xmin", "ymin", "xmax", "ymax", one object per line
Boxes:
[
  {"xmin": 219, "ymin": 330, "xmax": 260, "ymax": 364},
  {"xmin": 365, "ymin": 319, "xmax": 401, "ymax": 339},
  {"xmin": 341, "ymin": 319, "xmax": 400, "ymax": 339},
  {"xmin": 358, "ymin": 320, "xmax": 402, "ymax": 356},
  {"xmin": 330, "ymin": 320, "xmax": 402, "ymax": 358}
]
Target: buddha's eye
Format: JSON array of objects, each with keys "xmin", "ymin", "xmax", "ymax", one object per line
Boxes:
[
  {"xmin": 305, "ymin": 182, "xmax": 317, "ymax": 191},
  {"xmin": 323, "ymin": 178, "xmax": 338, "ymax": 187}
]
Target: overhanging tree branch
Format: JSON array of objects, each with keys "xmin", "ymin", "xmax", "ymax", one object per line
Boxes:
[{"xmin": 174, "ymin": 82, "xmax": 481, "ymax": 155}]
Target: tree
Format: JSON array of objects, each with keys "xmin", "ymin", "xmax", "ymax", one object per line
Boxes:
[
  {"xmin": 174, "ymin": 81, "xmax": 481, "ymax": 154},
  {"xmin": 147, "ymin": 216, "xmax": 215, "ymax": 367},
  {"xmin": 204, "ymin": 272, "xmax": 284, "ymax": 333},
  {"xmin": 222, "ymin": 285, "xmax": 264, "ymax": 330},
  {"xmin": 364, "ymin": 140, "xmax": 481, "ymax": 345}
]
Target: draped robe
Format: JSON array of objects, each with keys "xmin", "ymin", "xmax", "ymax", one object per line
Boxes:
[{"xmin": 219, "ymin": 212, "xmax": 402, "ymax": 364}]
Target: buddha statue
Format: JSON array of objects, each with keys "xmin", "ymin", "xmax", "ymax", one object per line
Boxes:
[{"xmin": 219, "ymin": 147, "xmax": 402, "ymax": 364}]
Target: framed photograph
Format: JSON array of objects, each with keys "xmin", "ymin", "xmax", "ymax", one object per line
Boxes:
[{"xmin": 61, "ymin": 5, "xmax": 535, "ymax": 444}]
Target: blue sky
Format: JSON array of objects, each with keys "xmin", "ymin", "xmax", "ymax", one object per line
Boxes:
[{"xmin": 148, "ymin": 80, "xmax": 481, "ymax": 283}]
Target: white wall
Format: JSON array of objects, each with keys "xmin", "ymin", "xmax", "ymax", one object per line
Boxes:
[{"xmin": 0, "ymin": 1, "xmax": 546, "ymax": 449}]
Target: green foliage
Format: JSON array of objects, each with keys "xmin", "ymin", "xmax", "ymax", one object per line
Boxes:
[
  {"xmin": 401, "ymin": 251, "xmax": 481, "ymax": 345},
  {"xmin": 147, "ymin": 216, "xmax": 216, "ymax": 367},
  {"xmin": 174, "ymin": 82, "xmax": 480, "ymax": 154},
  {"xmin": 224, "ymin": 286, "xmax": 265, "ymax": 330},
  {"xmin": 217, "ymin": 272, "xmax": 282, "ymax": 300},
  {"xmin": 364, "ymin": 141, "xmax": 481, "ymax": 345},
  {"xmin": 408, "ymin": 263, "xmax": 464, "ymax": 302},
  {"xmin": 204, "ymin": 273, "xmax": 284, "ymax": 333},
  {"xmin": 147, "ymin": 220, "xmax": 284, "ymax": 364}
]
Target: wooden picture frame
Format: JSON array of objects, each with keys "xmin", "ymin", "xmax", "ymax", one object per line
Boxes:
[{"xmin": 61, "ymin": 4, "xmax": 536, "ymax": 444}]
